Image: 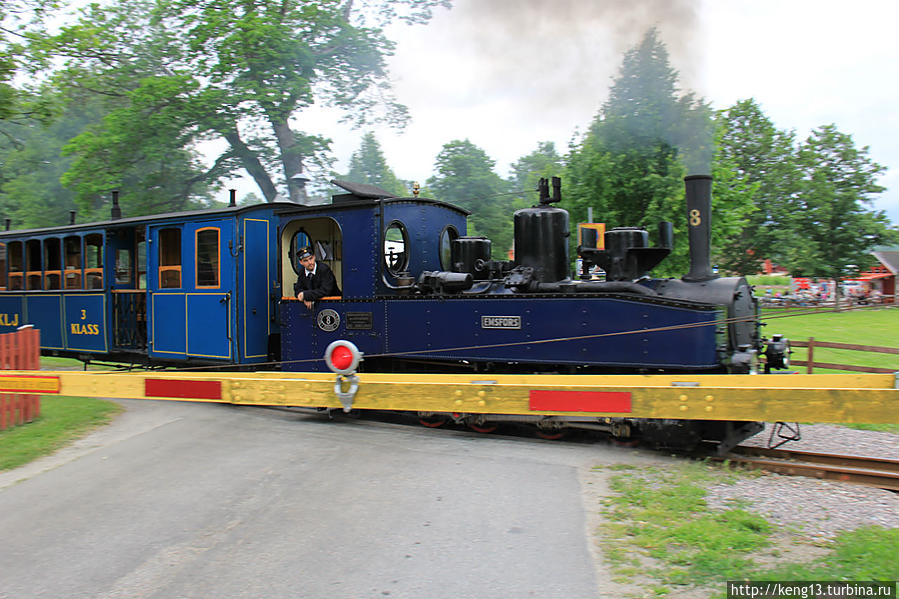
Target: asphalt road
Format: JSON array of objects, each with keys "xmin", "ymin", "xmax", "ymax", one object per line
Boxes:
[{"xmin": 0, "ymin": 399, "xmax": 659, "ymax": 599}]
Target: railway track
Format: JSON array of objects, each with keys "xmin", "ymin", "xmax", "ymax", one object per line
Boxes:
[{"xmin": 724, "ymin": 446, "xmax": 899, "ymax": 491}]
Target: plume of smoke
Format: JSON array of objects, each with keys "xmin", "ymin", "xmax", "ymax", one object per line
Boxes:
[{"xmin": 436, "ymin": 0, "xmax": 704, "ymax": 112}]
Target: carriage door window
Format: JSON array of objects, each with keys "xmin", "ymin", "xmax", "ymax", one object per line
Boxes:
[
  {"xmin": 136, "ymin": 230, "xmax": 147, "ymax": 289},
  {"xmin": 44, "ymin": 238, "xmax": 62, "ymax": 290},
  {"xmin": 64, "ymin": 236, "xmax": 82, "ymax": 289},
  {"xmin": 85, "ymin": 234, "xmax": 104, "ymax": 289},
  {"xmin": 158, "ymin": 228, "xmax": 181, "ymax": 288},
  {"xmin": 25, "ymin": 240, "xmax": 41, "ymax": 290},
  {"xmin": 383, "ymin": 221, "xmax": 409, "ymax": 275},
  {"xmin": 115, "ymin": 248, "xmax": 132, "ymax": 286},
  {"xmin": 0, "ymin": 243, "xmax": 6, "ymax": 290},
  {"xmin": 8, "ymin": 242, "xmax": 23, "ymax": 290},
  {"xmin": 195, "ymin": 228, "xmax": 220, "ymax": 288}
]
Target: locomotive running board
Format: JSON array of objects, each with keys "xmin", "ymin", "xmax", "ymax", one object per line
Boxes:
[{"xmin": 0, "ymin": 371, "xmax": 896, "ymax": 425}]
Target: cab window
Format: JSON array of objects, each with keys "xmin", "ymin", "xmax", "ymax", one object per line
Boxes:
[{"xmin": 383, "ymin": 221, "xmax": 408, "ymax": 275}]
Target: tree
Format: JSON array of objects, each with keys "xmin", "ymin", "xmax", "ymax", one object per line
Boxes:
[
  {"xmin": 712, "ymin": 99, "xmax": 799, "ymax": 274},
  {"xmin": 564, "ymin": 28, "xmax": 714, "ymax": 276},
  {"xmin": 508, "ymin": 141, "xmax": 563, "ymax": 192},
  {"xmin": 29, "ymin": 0, "xmax": 448, "ymax": 208},
  {"xmin": 787, "ymin": 124, "xmax": 891, "ymax": 308},
  {"xmin": 1, "ymin": 0, "xmax": 55, "ymax": 121},
  {"xmin": 343, "ymin": 132, "xmax": 408, "ymax": 196},
  {"xmin": 427, "ymin": 139, "xmax": 512, "ymax": 257}
]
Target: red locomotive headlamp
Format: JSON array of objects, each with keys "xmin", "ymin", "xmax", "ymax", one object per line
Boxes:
[{"xmin": 324, "ymin": 340, "xmax": 363, "ymax": 374}]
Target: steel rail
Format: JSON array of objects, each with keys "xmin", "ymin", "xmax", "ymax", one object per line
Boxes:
[{"xmin": 723, "ymin": 446, "xmax": 899, "ymax": 491}]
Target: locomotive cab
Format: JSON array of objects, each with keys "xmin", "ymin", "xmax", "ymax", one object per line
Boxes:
[{"xmin": 279, "ymin": 216, "xmax": 344, "ymax": 300}]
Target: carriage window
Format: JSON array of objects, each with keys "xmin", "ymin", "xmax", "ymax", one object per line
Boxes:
[
  {"xmin": 25, "ymin": 239, "xmax": 41, "ymax": 290},
  {"xmin": 64, "ymin": 236, "xmax": 82, "ymax": 289},
  {"xmin": 136, "ymin": 231, "xmax": 147, "ymax": 289},
  {"xmin": 85, "ymin": 234, "xmax": 104, "ymax": 289},
  {"xmin": 383, "ymin": 221, "xmax": 408, "ymax": 275},
  {"xmin": 43, "ymin": 238, "xmax": 61, "ymax": 290},
  {"xmin": 196, "ymin": 228, "xmax": 220, "ymax": 288},
  {"xmin": 439, "ymin": 225, "xmax": 459, "ymax": 271},
  {"xmin": 0, "ymin": 243, "xmax": 6, "ymax": 290},
  {"xmin": 158, "ymin": 228, "xmax": 181, "ymax": 288},
  {"xmin": 8, "ymin": 242, "xmax": 23, "ymax": 290}
]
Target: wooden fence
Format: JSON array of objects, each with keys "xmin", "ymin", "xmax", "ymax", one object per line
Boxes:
[
  {"xmin": 0, "ymin": 327, "xmax": 41, "ymax": 431},
  {"xmin": 790, "ymin": 337, "xmax": 899, "ymax": 374}
]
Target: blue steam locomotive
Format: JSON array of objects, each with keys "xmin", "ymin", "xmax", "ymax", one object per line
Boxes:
[{"xmin": 0, "ymin": 176, "xmax": 789, "ymax": 449}]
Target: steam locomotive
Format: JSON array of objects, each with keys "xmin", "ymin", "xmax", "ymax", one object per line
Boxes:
[{"xmin": 0, "ymin": 175, "xmax": 789, "ymax": 451}]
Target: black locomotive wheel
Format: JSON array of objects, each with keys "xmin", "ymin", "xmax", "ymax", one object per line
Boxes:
[
  {"xmin": 467, "ymin": 415, "xmax": 497, "ymax": 433},
  {"xmin": 418, "ymin": 412, "xmax": 449, "ymax": 428},
  {"xmin": 536, "ymin": 421, "xmax": 566, "ymax": 440}
]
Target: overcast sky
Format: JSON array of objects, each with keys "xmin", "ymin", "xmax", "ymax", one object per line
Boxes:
[{"xmin": 237, "ymin": 0, "xmax": 899, "ymax": 224}]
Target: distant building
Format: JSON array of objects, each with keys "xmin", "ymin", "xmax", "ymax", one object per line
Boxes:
[
  {"xmin": 761, "ymin": 259, "xmax": 789, "ymax": 276},
  {"xmin": 850, "ymin": 246, "xmax": 898, "ymax": 304}
]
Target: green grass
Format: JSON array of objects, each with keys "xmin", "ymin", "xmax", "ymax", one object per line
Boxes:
[
  {"xmin": 0, "ymin": 396, "xmax": 121, "ymax": 471},
  {"xmin": 753, "ymin": 527, "xmax": 899, "ymax": 581},
  {"xmin": 599, "ymin": 462, "xmax": 898, "ymax": 597},
  {"xmin": 761, "ymin": 307, "xmax": 899, "ymax": 373},
  {"xmin": 747, "ymin": 275, "xmax": 791, "ymax": 287},
  {"xmin": 40, "ymin": 356, "xmax": 123, "ymax": 371}
]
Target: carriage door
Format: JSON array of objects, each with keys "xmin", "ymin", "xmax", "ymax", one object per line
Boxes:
[
  {"xmin": 108, "ymin": 226, "xmax": 148, "ymax": 351},
  {"xmin": 149, "ymin": 219, "xmax": 234, "ymax": 361}
]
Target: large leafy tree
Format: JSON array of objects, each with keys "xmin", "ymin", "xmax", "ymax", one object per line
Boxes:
[
  {"xmin": 29, "ymin": 0, "xmax": 447, "ymax": 210},
  {"xmin": 787, "ymin": 124, "xmax": 891, "ymax": 306},
  {"xmin": 427, "ymin": 139, "xmax": 512, "ymax": 257},
  {"xmin": 508, "ymin": 141, "xmax": 563, "ymax": 192},
  {"xmin": 712, "ymin": 99, "xmax": 799, "ymax": 274},
  {"xmin": 565, "ymin": 28, "xmax": 715, "ymax": 276},
  {"xmin": 342, "ymin": 132, "xmax": 408, "ymax": 197},
  {"xmin": 1, "ymin": 0, "xmax": 55, "ymax": 121}
]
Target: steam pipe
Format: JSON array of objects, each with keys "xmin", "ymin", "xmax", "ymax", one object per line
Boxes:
[
  {"xmin": 682, "ymin": 175, "xmax": 717, "ymax": 282},
  {"xmin": 530, "ymin": 281, "xmax": 657, "ymax": 295},
  {"xmin": 69, "ymin": 210, "xmax": 76, "ymax": 225}
]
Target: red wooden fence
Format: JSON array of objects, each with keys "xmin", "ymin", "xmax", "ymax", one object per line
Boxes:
[{"xmin": 0, "ymin": 327, "xmax": 41, "ymax": 431}]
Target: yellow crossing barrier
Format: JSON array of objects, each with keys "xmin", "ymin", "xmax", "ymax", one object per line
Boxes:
[{"xmin": 2, "ymin": 370, "xmax": 896, "ymax": 425}]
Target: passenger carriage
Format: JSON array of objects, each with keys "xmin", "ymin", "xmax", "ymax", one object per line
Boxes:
[{"xmin": 0, "ymin": 200, "xmax": 281, "ymax": 366}]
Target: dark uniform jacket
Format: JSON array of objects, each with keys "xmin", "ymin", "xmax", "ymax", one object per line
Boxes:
[{"xmin": 294, "ymin": 261, "xmax": 341, "ymax": 301}]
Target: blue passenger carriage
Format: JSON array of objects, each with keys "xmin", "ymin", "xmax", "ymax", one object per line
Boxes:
[{"xmin": 0, "ymin": 199, "xmax": 281, "ymax": 366}]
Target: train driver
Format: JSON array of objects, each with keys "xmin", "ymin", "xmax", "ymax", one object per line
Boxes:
[{"xmin": 294, "ymin": 246, "xmax": 341, "ymax": 309}]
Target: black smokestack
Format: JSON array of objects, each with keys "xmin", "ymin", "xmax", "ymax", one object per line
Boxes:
[
  {"xmin": 111, "ymin": 190, "xmax": 122, "ymax": 220},
  {"xmin": 682, "ymin": 175, "xmax": 716, "ymax": 282},
  {"xmin": 69, "ymin": 210, "xmax": 76, "ymax": 225},
  {"xmin": 229, "ymin": 189, "xmax": 236, "ymax": 207}
]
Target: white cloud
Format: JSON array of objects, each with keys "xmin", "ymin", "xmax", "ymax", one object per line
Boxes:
[{"xmin": 226, "ymin": 0, "xmax": 899, "ymax": 223}]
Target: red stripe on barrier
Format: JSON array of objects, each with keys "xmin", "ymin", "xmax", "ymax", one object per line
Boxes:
[
  {"xmin": 145, "ymin": 379, "xmax": 222, "ymax": 400},
  {"xmin": 529, "ymin": 389, "xmax": 632, "ymax": 413}
]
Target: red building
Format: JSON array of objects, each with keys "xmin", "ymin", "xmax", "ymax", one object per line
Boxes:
[{"xmin": 852, "ymin": 246, "xmax": 898, "ymax": 304}]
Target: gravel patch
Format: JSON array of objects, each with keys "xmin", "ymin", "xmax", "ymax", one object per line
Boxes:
[
  {"xmin": 740, "ymin": 422, "xmax": 899, "ymax": 460},
  {"xmin": 707, "ymin": 423, "xmax": 899, "ymax": 539}
]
